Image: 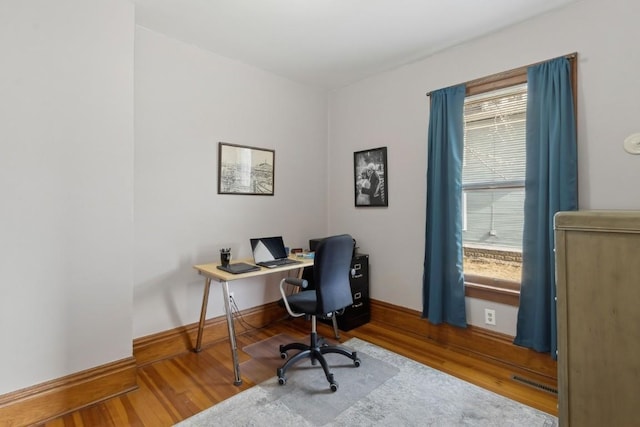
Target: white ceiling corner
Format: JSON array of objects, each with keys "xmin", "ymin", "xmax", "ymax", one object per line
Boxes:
[{"xmin": 131, "ymin": 0, "xmax": 577, "ymax": 89}]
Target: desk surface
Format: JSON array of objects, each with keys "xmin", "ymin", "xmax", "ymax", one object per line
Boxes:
[{"xmin": 194, "ymin": 255, "xmax": 313, "ymax": 282}]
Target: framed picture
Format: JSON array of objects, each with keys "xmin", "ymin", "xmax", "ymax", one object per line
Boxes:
[
  {"xmin": 218, "ymin": 142, "xmax": 275, "ymax": 195},
  {"xmin": 354, "ymin": 146, "xmax": 388, "ymax": 207}
]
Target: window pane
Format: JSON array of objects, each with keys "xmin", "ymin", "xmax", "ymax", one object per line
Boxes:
[
  {"xmin": 463, "ymin": 247, "xmax": 522, "ymax": 282},
  {"xmin": 462, "ymin": 188, "xmax": 524, "ymax": 250},
  {"xmin": 463, "ymin": 83, "xmax": 527, "ymax": 187},
  {"xmin": 462, "ymin": 84, "xmax": 526, "ymax": 284},
  {"xmin": 463, "ymin": 120, "xmax": 526, "ymax": 186}
]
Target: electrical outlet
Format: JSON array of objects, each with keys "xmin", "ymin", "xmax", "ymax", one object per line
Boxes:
[{"xmin": 484, "ymin": 308, "xmax": 496, "ymax": 325}]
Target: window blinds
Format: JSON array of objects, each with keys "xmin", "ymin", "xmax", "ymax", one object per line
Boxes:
[{"xmin": 463, "ymin": 83, "xmax": 527, "ymax": 188}]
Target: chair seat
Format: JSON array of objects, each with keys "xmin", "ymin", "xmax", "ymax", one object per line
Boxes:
[{"xmin": 286, "ymin": 290, "xmax": 317, "ymax": 314}]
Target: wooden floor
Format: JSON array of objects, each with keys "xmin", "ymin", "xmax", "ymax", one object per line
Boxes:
[{"xmin": 40, "ymin": 318, "xmax": 557, "ymax": 426}]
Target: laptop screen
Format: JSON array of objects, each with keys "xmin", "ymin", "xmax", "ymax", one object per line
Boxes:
[{"xmin": 250, "ymin": 236, "xmax": 288, "ymax": 263}]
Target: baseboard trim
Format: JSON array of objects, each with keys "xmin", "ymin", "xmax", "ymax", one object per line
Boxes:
[
  {"xmin": 369, "ymin": 299, "xmax": 557, "ymax": 381},
  {"xmin": 0, "ymin": 357, "xmax": 137, "ymax": 427},
  {"xmin": 133, "ymin": 301, "xmax": 288, "ymax": 366}
]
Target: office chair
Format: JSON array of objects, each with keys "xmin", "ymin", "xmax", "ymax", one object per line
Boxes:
[
  {"xmin": 277, "ymin": 234, "xmax": 361, "ymax": 392},
  {"xmin": 301, "ymin": 264, "xmax": 342, "ymax": 340}
]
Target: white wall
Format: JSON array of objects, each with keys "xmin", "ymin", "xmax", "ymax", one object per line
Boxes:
[
  {"xmin": 327, "ymin": 0, "xmax": 640, "ymax": 334},
  {"xmin": 0, "ymin": 0, "xmax": 134, "ymax": 395},
  {"xmin": 133, "ymin": 28, "xmax": 329, "ymax": 337}
]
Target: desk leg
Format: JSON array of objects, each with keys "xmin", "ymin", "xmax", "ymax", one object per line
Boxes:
[
  {"xmin": 221, "ymin": 280, "xmax": 242, "ymax": 385},
  {"xmin": 194, "ymin": 277, "xmax": 212, "ymax": 353}
]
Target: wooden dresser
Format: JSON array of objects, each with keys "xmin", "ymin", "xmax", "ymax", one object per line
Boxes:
[{"xmin": 554, "ymin": 211, "xmax": 640, "ymax": 426}]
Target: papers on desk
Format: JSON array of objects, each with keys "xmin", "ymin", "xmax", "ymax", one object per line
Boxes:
[{"xmin": 296, "ymin": 252, "xmax": 314, "ymax": 259}]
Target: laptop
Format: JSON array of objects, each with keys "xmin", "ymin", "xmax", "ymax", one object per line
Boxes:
[{"xmin": 250, "ymin": 236, "xmax": 301, "ymax": 268}]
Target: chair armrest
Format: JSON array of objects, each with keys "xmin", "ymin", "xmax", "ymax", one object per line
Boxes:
[
  {"xmin": 282, "ymin": 277, "xmax": 308, "ymax": 289},
  {"xmin": 279, "ymin": 277, "xmax": 307, "ymax": 318}
]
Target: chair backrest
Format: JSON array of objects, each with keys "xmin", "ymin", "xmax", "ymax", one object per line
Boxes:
[{"xmin": 313, "ymin": 234, "xmax": 354, "ymax": 314}]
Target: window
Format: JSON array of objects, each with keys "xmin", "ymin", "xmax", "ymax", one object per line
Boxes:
[
  {"xmin": 459, "ymin": 55, "xmax": 577, "ymax": 306},
  {"xmin": 462, "ymin": 84, "xmax": 526, "ymax": 287}
]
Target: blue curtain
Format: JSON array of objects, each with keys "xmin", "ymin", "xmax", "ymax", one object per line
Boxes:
[
  {"xmin": 514, "ymin": 57, "xmax": 577, "ymax": 357},
  {"xmin": 423, "ymin": 84, "xmax": 467, "ymax": 327}
]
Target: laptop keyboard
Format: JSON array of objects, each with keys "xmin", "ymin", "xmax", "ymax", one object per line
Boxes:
[{"xmin": 260, "ymin": 258, "xmax": 299, "ymax": 267}]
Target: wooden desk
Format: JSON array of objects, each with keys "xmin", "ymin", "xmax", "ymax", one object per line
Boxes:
[{"xmin": 193, "ymin": 256, "xmax": 313, "ymax": 385}]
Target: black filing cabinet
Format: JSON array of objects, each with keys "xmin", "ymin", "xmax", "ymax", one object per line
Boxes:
[
  {"xmin": 338, "ymin": 253, "xmax": 370, "ymax": 331},
  {"xmin": 303, "ymin": 253, "xmax": 371, "ymax": 331}
]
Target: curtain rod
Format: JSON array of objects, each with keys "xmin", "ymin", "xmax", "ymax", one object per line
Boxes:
[{"xmin": 425, "ymin": 52, "xmax": 577, "ymax": 97}]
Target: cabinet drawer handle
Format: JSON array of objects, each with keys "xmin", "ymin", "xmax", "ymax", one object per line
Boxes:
[
  {"xmin": 353, "ymin": 302, "xmax": 363, "ymax": 308},
  {"xmin": 353, "ymin": 263, "xmax": 361, "ymax": 271},
  {"xmin": 354, "ymin": 292, "xmax": 362, "ymax": 300}
]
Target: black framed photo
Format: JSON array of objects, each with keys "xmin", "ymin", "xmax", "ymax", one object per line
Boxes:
[
  {"xmin": 354, "ymin": 146, "xmax": 388, "ymax": 207},
  {"xmin": 218, "ymin": 142, "xmax": 275, "ymax": 195}
]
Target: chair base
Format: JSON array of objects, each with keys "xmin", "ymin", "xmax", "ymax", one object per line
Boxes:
[{"xmin": 276, "ymin": 331, "xmax": 361, "ymax": 392}]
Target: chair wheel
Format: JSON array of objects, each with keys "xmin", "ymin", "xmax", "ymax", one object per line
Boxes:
[
  {"xmin": 330, "ymin": 382, "xmax": 338, "ymax": 392},
  {"xmin": 354, "ymin": 358, "xmax": 361, "ymax": 367},
  {"xmin": 280, "ymin": 352, "xmax": 287, "ymax": 359},
  {"xmin": 278, "ymin": 377, "xmax": 286, "ymax": 386}
]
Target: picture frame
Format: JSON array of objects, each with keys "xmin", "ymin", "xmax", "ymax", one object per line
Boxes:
[
  {"xmin": 354, "ymin": 146, "xmax": 388, "ymax": 207},
  {"xmin": 218, "ymin": 142, "xmax": 275, "ymax": 195}
]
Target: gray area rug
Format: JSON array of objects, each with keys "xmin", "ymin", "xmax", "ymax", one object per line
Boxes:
[{"xmin": 176, "ymin": 337, "xmax": 558, "ymax": 426}]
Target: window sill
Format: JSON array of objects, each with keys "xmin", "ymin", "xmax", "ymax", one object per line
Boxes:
[{"xmin": 464, "ymin": 275, "xmax": 520, "ymax": 306}]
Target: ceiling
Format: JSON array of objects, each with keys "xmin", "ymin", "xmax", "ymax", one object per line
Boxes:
[{"xmin": 131, "ymin": 0, "xmax": 575, "ymax": 89}]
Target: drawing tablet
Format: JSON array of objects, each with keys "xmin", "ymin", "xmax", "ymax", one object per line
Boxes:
[{"xmin": 217, "ymin": 262, "xmax": 260, "ymax": 274}]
